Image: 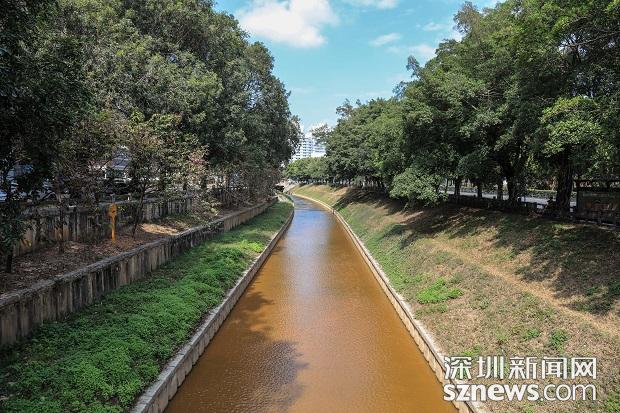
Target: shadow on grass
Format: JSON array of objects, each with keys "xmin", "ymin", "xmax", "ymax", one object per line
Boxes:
[{"xmin": 322, "ymin": 186, "xmax": 620, "ymax": 318}]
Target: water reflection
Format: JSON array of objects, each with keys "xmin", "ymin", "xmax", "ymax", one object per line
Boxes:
[{"xmin": 165, "ymin": 196, "xmax": 457, "ymax": 413}]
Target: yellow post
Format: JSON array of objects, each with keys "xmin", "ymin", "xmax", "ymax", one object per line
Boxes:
[{"xmin": 108, "ymin": 203, "xmax": 118, "ymax": 242}]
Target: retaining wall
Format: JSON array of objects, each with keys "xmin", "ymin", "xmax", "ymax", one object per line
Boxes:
[
  {"xmin": 14, "ymin": 196, "xmax": 198, "ymax": 257},
  {"xmin": 131, "ymin": 204, "xmax": 294, "ymax": 413},
  {"xmin": 294, "ymin": 193, "xmax": 482, "ymax": 413},
  {"xmin": 0, "ymin": 198, "xmax": 277, "ymax": 348}
]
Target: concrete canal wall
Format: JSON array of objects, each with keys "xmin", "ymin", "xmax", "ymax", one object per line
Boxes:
[
  {"xmin": 131, "ymin": 205, "xmax": 294, "ymax": 413},
  {"xmin": 0, "ymin": 198, "xmax": 277, "ymax": 348},
  {"xmin": 294, "ymin": 193, "xmax": 481, "ymax": 413}
]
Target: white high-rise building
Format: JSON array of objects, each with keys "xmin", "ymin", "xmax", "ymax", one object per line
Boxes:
[
  {"xmin": 312, "ymin": 139, "xmax": 326, "ymax": 158},
  {"xmin": 292, "ymin": 124, "xmax": 327, "ymax": 161},
  {"xmin": 292, "ymin": 135, "xmax": 314, "ymax": 161}
]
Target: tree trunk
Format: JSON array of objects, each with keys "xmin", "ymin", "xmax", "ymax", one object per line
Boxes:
[
  {"xmin": 454, "ymin": 177, "xmax": 462, "ymax": 197},
  {"xmin": 5, "ymin": 252, "xmax": 13, "ymax": 273},
  {"xmin": 506, "ymin": 175, "xmax": 519, "ymax": 203},
  {"xmin": 497, "ymin": 178, "xmax": 504, "ymax": 201},
  {"xmin": 499, "ymin": 161, "xmax": 518, "ymax": 203},
  {"xmin": 555, "ymin": 154, "xmax": 574, "ymax": 212},
  {"xmin": 476, "ymin": 180, "xmax": 483, "ymax": 198},
  {"xmin": 58, "ymin": 204, "xmax": 65, "ymax": 253},
  {"xmin": 53, "ymin": 178, "xmax": 65, "ymax": 254},
  {"xmin": 2, "ymin": 171, "xmax": 14, "ymax": 273},
  {"xmin": 132, "ymin": 188, "xmax": 146, "ymax": 237}
]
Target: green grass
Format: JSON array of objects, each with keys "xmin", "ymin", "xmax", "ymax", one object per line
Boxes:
[
  {"xmin": 0, "ymin": 202, "xmax": 292, "ymax": 413},
  {"xmin": 416, "ymin": 278, "xmax": 464, "ymax": 304},
  {"xmin": 294, "ymin": 184, "xmax": 620, "ymax": 413},
  {"xmin": 547, "ymin": 329, "xmax": 569, "ymax": 353},
  {"xmin": 604, "ymin": 392, "xmax": 620, "ymax": 413},
  {"xmin": 522, "ymin": 328, "xmax": 542, "ymax": 341}
]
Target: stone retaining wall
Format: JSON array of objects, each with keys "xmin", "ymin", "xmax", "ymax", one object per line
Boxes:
[
  {"xmin": 131, "ymin": 204, "xmax": 294, "ymax": 413},
  {"xmin": 294, "ymin": 193, "xmax": 482, "ymax": 413},
  {"xmin": 0, "ymin": 198, "xmax": 277, "ymax": 348}
]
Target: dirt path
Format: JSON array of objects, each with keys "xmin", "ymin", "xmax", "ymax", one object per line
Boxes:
[{"xmin": 425, "ymin": 238, "xmax": 620, "ymax": 339}]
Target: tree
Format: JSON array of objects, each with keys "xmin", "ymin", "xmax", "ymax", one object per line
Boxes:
[
  {"xmin": 1, "ymin": 0, "xmax": 90, "ymax": 271},
  {"xmin": 318, "ymin": 0, "xmax": 620, "ymax": 210},
  {"xmin": 125, "ymin": 113, "xmax": 195, "ymax": 236},
  {"xmin": 1, "ymin": 0, "xmax": 299, "ymax": 274},
  {"xmin": 540, "ymin": 97, "xmax": 606, "ymax": 210},
  {"xmin": 62, "ymin": 0, "xmax": 299, "ymax": 201},
  {"xmin": 50, "ymin": 111, "xmax": 121, "ymax": 252},
  {"xmin": 390, "ymin": 165, "xmax": 446, "ymax": 205},
  {"xmin": 285, "ymin": 158, "xmax": 329, "ymax": 182}
]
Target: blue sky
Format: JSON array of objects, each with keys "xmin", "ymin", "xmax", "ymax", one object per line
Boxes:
[{"xmin": 216, "ymin": 0, "xmax": 495, "ymax": 131}]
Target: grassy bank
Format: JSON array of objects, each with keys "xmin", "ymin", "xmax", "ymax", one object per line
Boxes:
[
  {"xmin": 294, "ymin": 185, "xmax": 620, "ymax": 413},
  {"xmin": 0, "ymin": 202, "xmax": 292, "ymax": 413}
]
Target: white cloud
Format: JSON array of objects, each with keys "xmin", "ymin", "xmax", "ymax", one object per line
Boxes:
[
  {"xmin": 423, "ymin": 22, "xmax": 450, "ymax": 32},
  {"xmin": 343, "ymin": 0, "xmax": 399, "ymax": 9},
  {"xmin": 385, "ymin": 43, "xmax": 437, "ymax": 63},
  {"xmin": 386, "ymin": 45, "xmax": 405, "ymax": 54},
  {"xmin": 369, "ymin": 33, "xmax": 401, "ymax": 47},
  {"xmin": 409, "ymin": 44, "xmax": 437, "ymax": 63},
  {"xmin": 237, "ymin": 0, "xmax": 338, "ymax": 48}
]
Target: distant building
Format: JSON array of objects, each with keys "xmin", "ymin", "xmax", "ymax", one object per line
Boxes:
[
  {"xmin": 292, "ymin": 124, "xmax": 326, "ymax": 161},
  {"xmin": 103, "ymin": 148, "xmax": 131, "ymax": 183},
  {"xmin": 292, "ymin": 134, "xmax": 314, "ymax": 161},
  {"xmin": 312, "ymin": 139, "xmax": 326, "ymax": 158}
]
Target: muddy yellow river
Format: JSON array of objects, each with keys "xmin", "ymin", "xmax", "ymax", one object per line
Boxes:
[{"xmin": 165, "ymin": 197, "xmax": 456, "ymax": 413}]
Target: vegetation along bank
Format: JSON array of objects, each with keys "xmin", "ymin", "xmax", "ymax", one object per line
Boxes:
[
  {"xmin": 294, "ymin": 185, "xmax": 620, "ymax": 413},
  {"xmin": 0, "ymin": 202, "xmax": 292, "ymax": 413}
]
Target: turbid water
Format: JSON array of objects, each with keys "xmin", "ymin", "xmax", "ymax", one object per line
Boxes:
[{"xmin": 165, "ymin": 197, "xmax": 457, "ymax": 413}]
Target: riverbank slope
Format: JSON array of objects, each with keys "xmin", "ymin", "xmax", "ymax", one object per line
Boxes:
[
  {"xmin": 0, "ymin": 202, "xmax": 293, "ymax": 413},
  {"xmin": 294, "ymin": 184, "xmax": 620, "ymax": 413}
]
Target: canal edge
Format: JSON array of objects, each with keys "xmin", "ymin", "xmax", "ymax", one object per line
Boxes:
[
  {"xmin": 293, "ymin": 193, "xmax": 483, "ymax": 413},
  {"xmin": 131, "ymin": 206, "xmax": 294, "ymax": 413}
]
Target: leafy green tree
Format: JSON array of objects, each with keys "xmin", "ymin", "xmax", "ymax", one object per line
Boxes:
[
  {"xmin": 1, "ymin": 0, "xmax": 90, "ymax": 271},
  {"xmin": 125, "ymin": 113, "xmax": 201, "ymax": 236},
  {"xmin": 322, "ymin": 98, "xmax": 404, "ymax": 189},
  {"xmin": 2, "ymin": 0, "xmax": 299, "ymax": 273},
  {"xmin": 62, "ymin": 0, "xmax": 298, "ymax": 198},
  {"xmin": 390, "ymin": 165, "xmax": 446, "ymax": 205},
  {"xmin": 402, "ymin": 51, "xmax": 482, "ymax": 200},
  {"xmin": 320, "ymin": 0, "xmax": 620, "ymax": 210},
  {"xmin": 453, "ymin": 2, "xmax": 528, "ymax": 202},
  {"xmin": 540, "ymin": 97, "xmax": 606, "ymax": 209},
  {"xmin": 51, "ymin": 111, "xmax": 120, "ymax": 252},
  {"xmin": 285, "ymin": 158, "xmax": 329, "ymax": 182}
]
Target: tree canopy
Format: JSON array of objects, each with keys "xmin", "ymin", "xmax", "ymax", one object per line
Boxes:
[
  {"xmin": 1, "ymin": 0, "xmax": 300, "ymax": 271},
  {"xmin": 318, "ymin": 0, "xmax": 620, "ymax": 208}
]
